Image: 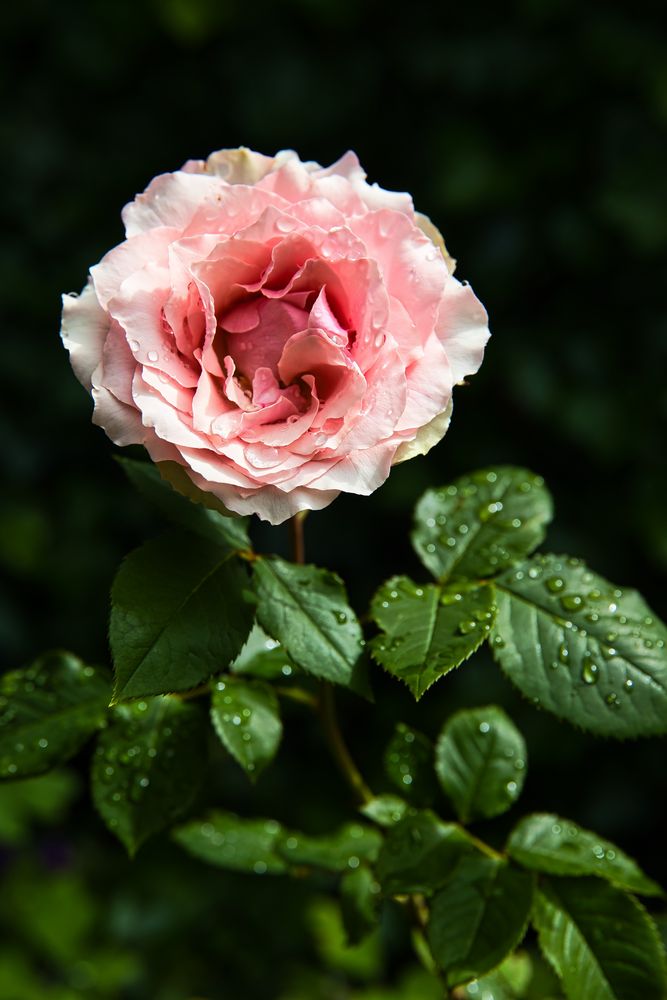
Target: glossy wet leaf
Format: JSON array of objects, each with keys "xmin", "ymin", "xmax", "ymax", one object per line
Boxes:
[
  {"xmin": 253, "ymin": 558, "xmax": 364, "ymax": 688},
  {"xmin": 428, "ymin": 855, "xmax": 534, "ymax": 987},
  {"xmin": 230, "ymin": 622, "xmax": 298, "ymax": 681},
  {"xmin": 359, "ymin": 794, "xmax": 408, "ymax": 828},
  {"xmin": 0, "ymin": 652, "xmax": 110, "ymax": 779},
  {"xmin": 435, "ymin": 705, "xmax": 527, "ymax": 822},
  {"xmin": 461, "ymin": 952, "xmax": 534, "ymax": 999},
  {"xmin": 370, "ymin": 576, "xmax": 496, "ymax": 699},
  {"xmin": 276, "ymin": 822, "xmax": 382, "ymax": 873},
  {"xmin": 376, "ymin": 810, "xmax": 480, "ymax": 896},
  {"xmin": 117, "ymin": 457, "xmax": 250, "ymax": 551},
  {"xmin": 490, "ymin": 554, "xmax": 667, "ymax": 737},
  {"xmin": 173, "ymin": 810, "xmax": 287, "ymax": 874},
  {"xmin": 384, "ymin": 723, "xmax": 437, "ymax": 805},
  {"xmin": 341, "ymin": 866, "xmax": 381, "ymax": 944},
  {"xmin": 507, "ymin": 813, "xmax": 662, "ymax": 896},
  {"xmin": 412, "ymin": 467, "xmax": 552, "ymax": 582},
  {"xmin": 210, "ymin": 676, "xmax": 282, "ymax": 780},
  {"xmin": 91, "ymin": 696, "xmax": 206, "ymax": 855},
  {"xmin": 532, "ymin": 876, "xmax": 667, "ymax": 999},
  {"xmin": 110, "ymin": 532, "xmax": 254, "ymax": 701}
]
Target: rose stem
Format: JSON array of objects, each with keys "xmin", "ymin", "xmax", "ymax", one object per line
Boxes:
[{"xmin": 287, "ymin": 512, "xmax": 373, "ymax": 806}]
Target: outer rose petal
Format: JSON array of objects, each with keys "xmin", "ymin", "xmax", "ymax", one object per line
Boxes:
[
  {"xmin": 61, "ymin": 147, "xmax": 490, "ymax": 525},
  {"xmin": 393, "ymin": 401, "xmax": 453, "ymax": 464},
  {"xmin": 60, "ymin": 280, "xmax": 109, "ymax": 391}
]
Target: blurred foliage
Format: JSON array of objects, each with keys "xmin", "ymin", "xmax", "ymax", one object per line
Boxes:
[{"xmin": 0, "ymin": 0, "xmax": 665, "ymax": 996}]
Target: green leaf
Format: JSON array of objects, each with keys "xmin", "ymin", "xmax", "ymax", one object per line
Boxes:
[
  {"xmin": 110, "ymin": 532, "xmax": 254, "ymax": 701},
  {"xmin": 507, "ymin": 813, "xmax": 663, "ymax": 897},
  {"xmin": 370, "ymin": 576, "xmax": 496, "ymax": 699},
  {"xmin": 412, "ymin": 467, "xmax": 553, "ymax": 582},
  {"xmin": 359, "ymin": 794, "xmax": 408, "ymax": 828},
  {"xmin": 435, "ymin": 705, "xmax": 527, "ymax": 823},
  {"xmin": 490, "ymin": 554, "xmax": 667, "ymax": 737},
  {"xmin": 173, "ymin": 810, "xmax": 287, "ymax": 874},
  {"xmin": 253, "ymin": 558, "xmax": 364, "ymax": 688},
  {"xmin": 376, "ymin": 810, "xmax": 481, "ymax": 896},
  {"xmin": 341, "ymin": 866, "xmax": 381, "ymax": 944},
  {"xmin": 276, "ymin": 822, "xmax": 382, "ymax": 873},
  {"xmin": 210, "ymin": 675, "xmax": 282, "ymax": 780},
  {"xmin": 0, "ymin": 652, "xmax": 110, "ymax": 779},
  {"xmin": 0, "ymin": 770, "xmax": 79, "ymax": 845},
  {"xmin": 461, "ymin": 952, "xmax": 534, "ymax": 999},
  {"xmin": 117, "ymin": 457, "xmax": 250, "ymax": 550},
  {"xmin": 427, "ymin": 855, "xmax": 534, "ymax": 987},
  {"xmin": 532, "ymin": 876, "xmax": 667, "ymax": 1000},
  {"xmin": 230, "ymin": 622, "xmax": 298, "ymax": 681},
  {"xmin": 91, "ymin": 696, "xmax": 205, "ymax": 855},
  {"xmin": 384, "ymin": 723, "xmax": 438, "ymax": 805}
]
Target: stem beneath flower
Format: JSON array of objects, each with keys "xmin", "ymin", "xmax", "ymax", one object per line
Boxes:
[
  {"xmin": 288, "ymin": 511, "xmax": 307, "ymax": 565},
  {"xmin": 318, "ymin": 683, "xmax": 374, "ymax": 805}
]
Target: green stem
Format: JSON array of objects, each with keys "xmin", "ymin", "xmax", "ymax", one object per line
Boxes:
[{"xmin": 318, "ymin": 683, "xmax": 374, "ymax": 805}]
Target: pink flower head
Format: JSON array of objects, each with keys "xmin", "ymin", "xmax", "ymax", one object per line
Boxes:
[{"xmin": 61, "ymin": 148, "xmax": 490, "ymax": 524}]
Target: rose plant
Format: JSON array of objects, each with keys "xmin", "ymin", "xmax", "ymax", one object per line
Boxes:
[{"xmin": 2, "ymin": 148, "xmax": 666, "ymax": 999}]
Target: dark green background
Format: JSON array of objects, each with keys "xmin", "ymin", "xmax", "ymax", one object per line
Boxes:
[{"xmin": 1, "ymin": 1, "xmax": 665, "ymax": 997}]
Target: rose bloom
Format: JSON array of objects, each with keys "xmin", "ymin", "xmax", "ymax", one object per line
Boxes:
[{"xmin": 61, "ymin": 148, "xmax": 489, "ymax": 524}]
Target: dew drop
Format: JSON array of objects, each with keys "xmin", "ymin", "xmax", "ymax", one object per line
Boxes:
[
  {"xmin": 479, "ymin": 721, "xmax": 491, "ymax": 734},
  {"xmin": 38, "ymin": 738, "xmax": 49, "ymax": 749},
  {"xmin": 581, "ymin": 658, "xmax": 599, "ymax": 684},
  {"xmin": 561, "ymin": 594, "xmax": 584, "ymax": 612},
  {"xmin": 546, "ymin": 577, "xmax": 565, "ymax": 593},
  {"xmin": 624, "ymin": 678, "xmax": 634, "ymax": 692},
  {"xmin": 147, "ymin": 350, "xmax": 159, "ymax": 363},
  {"xmin": 506, "ymin": 780, "xmax": 518, "ymax": 794},
  {"xmin": 458, "ymin": 620, "xmax": 477, "ymax": 635}
]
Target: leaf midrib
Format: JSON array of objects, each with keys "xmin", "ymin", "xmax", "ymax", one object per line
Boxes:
[
  {"xmin": 114, "ymin": 548, "xmax": 236, "ymax": 698},
  {"xmin": 259, "ymin": 560, "xmax": 354, "ymax": 671}
]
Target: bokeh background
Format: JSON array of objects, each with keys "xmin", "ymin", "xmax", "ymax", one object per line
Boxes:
[{"xmin": 1, "ymin": 1, "xmax": 666, "ymax": 997}]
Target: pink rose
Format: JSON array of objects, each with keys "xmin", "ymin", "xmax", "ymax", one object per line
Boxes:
[{"xmin": 61, "ymin": 148, "xmax": 489, "ymax": 524}]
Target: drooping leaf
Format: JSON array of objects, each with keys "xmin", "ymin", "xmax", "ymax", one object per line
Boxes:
[
  {"xmin": 490, "ymin": 554, "xmax": 667, "ymax": 737},
  {"xmin": 507, "ymin": 813, "xmax": 663, "ymax": 897},
  {"xmin": 359, "ymin": 794, "xmax": 409, "ymax": 828},
  {"xmin": 173, "ymin": 810, "xmax": 287, "ymax": 874},
  {"xmin": 253, "ymin": 558, "xmax": 365, "ymax": 689},
  {"xmin": 427, "ymin": 855, "xmax": 534, "ymax": 987},
  {"xmin": 230, "ymin": 622, "xmax": 298, "ymax": 680},
  {"xmin": 0, "ymin": 652, "xmax": 110, "ymax": 779},
  {"xmin": 376, "ymin": 810, "xmax": 480, "ymax": 896},
  {"xmin": 532, "ymin": 876, "xmax": 667, "ymax": 999},
  {"xmin": 384, "ymin": 722, "xmax": 438, "ymax": 805},
  {"xmin": 276, "ymin": 822, "xmax": 382, "ymax": 873},
  {"xmin": 117, "ymin": 457, "xmax": 250, "ymax": 550},
  {"xmin": 210, "ymin": 676, "xmax": 282, "ymax": 780},
  {"xmin": 370, "ymin": 576, "xmax": 496, "ymax": 699},
  {"xmin": 341, "ymin": 866, "xmax": 381, "ymax": 945},
  {"xmin": 412, "ymin": 467, "xmax": 553, "ymax": 582},
  {"xmin": 110, "ymin": 532, "xmax": 254, "ymax": 701},
  {"xmin": 435, "ymin": 705, "xmax": 527, "ymax": 823},
  {"xmin": 91, "ymin": 696, "xmax": 206, "ymax": 855}
]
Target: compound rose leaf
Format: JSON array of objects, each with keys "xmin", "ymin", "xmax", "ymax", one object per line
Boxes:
[
  {"xmin": 110, "ymin": 532, "xmax": 254, "ymax": 702},
  {"xmin": 490, "ymin": 554, "xmax": 667, "ymax": 738},
  {"xmin": 370, "ymin": 576, "xmax": 496, "ymax": 699},
  {"xmin": 435, "ymin": 705, "xmax": 527, "ymax": 823},
  {"xmin": 91, "ymin": 696, "xmax": 206, "ymax": 856},
  {"xmin": 412, "ymin": 467, "xmax": 553, "ymax": 582},
  {"xmin": 210, "ymin": 676, "xmax": 282, "ymax": 781},
  {"xmin": 0, "ymin": 652, "xmax": 110, "ymax": 779}
]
